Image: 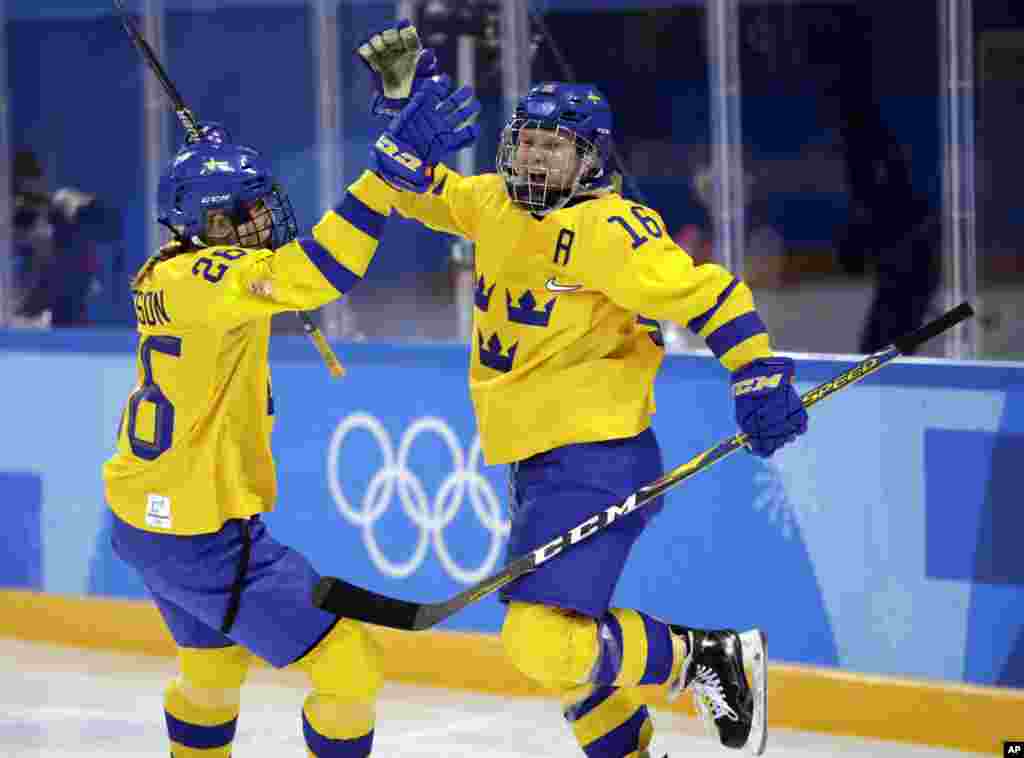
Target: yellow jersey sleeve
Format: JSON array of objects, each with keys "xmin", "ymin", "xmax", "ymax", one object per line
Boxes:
[
  {"xmin": 578, "ymin": 197, "xmax": 772, "ymax": 371},
  {"xmin": 384, "ymin": 164, "xmax": 503, "ymax": 242},
  {"xmin": 207, "ymin": 171, "xmax": 393, "ymax": 324}
]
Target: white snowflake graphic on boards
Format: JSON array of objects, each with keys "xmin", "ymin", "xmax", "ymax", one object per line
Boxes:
[{"xmin": 751, "ymin": 436, "xmax": 822, "ymax": 539}]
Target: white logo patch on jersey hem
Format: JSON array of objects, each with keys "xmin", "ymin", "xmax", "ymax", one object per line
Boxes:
[
  {"xmin": 145, "ymin": 494, "xmax": 172, "ymax": 530},
  {"xmin": 545, "ymin": 277, "xmax": 583, "ymax": 293}
]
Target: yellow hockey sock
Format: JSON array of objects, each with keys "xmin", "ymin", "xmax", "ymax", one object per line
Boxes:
[
  {"xmin": 562, "ymin": 684, "xmax": 654, "ymax": 758},
  {"xmin": 591, "ymin": 608, "xmax": 682, "ymax": 687},
  {"xmin": 301, "ymin": 693, "xmax": 374, "ymax": 757},
  {"xmin": 164, "ymin": 678, "xmax": 237, "ymax": 758}
]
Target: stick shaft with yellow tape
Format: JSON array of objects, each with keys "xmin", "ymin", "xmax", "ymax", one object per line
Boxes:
[{"xmin": 300, "ymin": 313, "xmax": 345, "ymax": 378}]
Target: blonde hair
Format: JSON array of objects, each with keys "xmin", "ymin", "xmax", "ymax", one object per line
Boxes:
[{"xmin": 131, "ymin": 238, "xmax": 192, "ymax": 289}]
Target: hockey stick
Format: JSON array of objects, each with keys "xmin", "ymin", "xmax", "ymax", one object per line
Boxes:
[
  {"xmin": 112, "ymin": 0, "xmax": 345, "ymax": 378},
  {"xmin": 313, "ymin": 302, "xmax": 975, "ymax": 630}
]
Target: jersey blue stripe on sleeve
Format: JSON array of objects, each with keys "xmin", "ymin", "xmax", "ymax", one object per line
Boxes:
[
  {"xmin": 334, "ymin": 192, "xmax": 388, "ymax": 240},
  {"xmin": 297, "ymin": 237, "xmax": 361, "ymax": 294},
  {"xmin": 686, "ymin": 278, "xmax": 739, "ymax": 335},
  {"xmin": 705, "ymin": 311, "xmax": 768, "ymax": 358}
]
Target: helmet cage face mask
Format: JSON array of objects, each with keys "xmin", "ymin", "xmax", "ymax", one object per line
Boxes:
[
  {"xmin": 201, "ymin": 184, "xmax": 298, "ymax": 250},
  {"xmin": 497, "ymin": 118, "xmax": 600, "ymax": 215}
]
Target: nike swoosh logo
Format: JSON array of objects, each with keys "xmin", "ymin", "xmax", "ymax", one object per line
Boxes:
[{"xmin": 545, "ymin": 278, "xmax": 583, "ymax": 293}]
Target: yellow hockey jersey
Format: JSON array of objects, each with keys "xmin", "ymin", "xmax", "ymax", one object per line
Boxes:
[
  {"xmin": 102, "ymin": 171, "xmax": 393, "ymax": 535},
  {"xmin": 360, "ymin": 164, "xmax": 772, "ymax": 465}
]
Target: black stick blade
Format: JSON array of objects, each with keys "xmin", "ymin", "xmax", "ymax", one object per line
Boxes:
[
  {"xmin": 312, "ymin": 577, "xmax": 421, "ymax": 631},
  {"xmin": 893, "ymin": 302, "xmax": 974, "ymax": 354}
]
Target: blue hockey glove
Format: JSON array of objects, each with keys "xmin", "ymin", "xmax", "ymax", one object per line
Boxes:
[
  {"xmin": 372, "ymin": 130, "xmax": 433, "ymax": 193},
  {"xmin": 372, "ymin": 78, "xmax": 481, "ymax": 192},
  {"xmin": 356, "ymin": 20, "xmax": 440, "ymax": 119},
  {"xmin": 396, "ymin": 76, "xmax": 481, "ymax": 163},
  {"xmin": 731, "ymin": 357, "xmax": 808, "ymax": 457}
]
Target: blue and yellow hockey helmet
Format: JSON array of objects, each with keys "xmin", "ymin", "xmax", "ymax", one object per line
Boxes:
[
  {"xmin": 497, "ymin": 82, "xmax": 614, "ymax": 214},
  {"xmin": 157, "ymin": 123, "xmax": 298, "ymax": 249}
]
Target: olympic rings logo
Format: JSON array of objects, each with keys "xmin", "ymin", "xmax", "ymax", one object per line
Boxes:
[{"xmin": 326, "ymin": 413, "xmax": 509, "ymax": 584}]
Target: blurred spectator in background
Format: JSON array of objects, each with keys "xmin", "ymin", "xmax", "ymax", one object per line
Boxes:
[
  {"xmin": 11, "ymin": 148, "xmax": 121, "ymax": 328},
  {"xmin": 673, "ymin": 156, "xmax": 785, "ymax": 286},
  {"xmin": 673, "ymin": 164, "xmax": 713, "ymax": 266},
  {"xmin": 11, "ymin": 150, "xmax": 54, "ymax": 327},
  {"xmin": 828, "ymin": 24, "xmax": 941, "ymax": 355}
]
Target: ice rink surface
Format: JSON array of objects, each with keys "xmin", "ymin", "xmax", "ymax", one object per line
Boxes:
[{"xmin": 0, "ymin": 639, "xmax": 988, "ymax": 757}]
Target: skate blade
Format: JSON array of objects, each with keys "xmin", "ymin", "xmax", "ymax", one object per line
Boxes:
[{"xmin": 739, "ymin": 629, "xmax": 767, "ymax": 756}]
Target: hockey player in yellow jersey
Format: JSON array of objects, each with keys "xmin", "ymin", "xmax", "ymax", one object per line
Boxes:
[
  {"xmin": 103, "ymin": 66, "xmax": 480, "ymax": 757},
  {"xmin": 356, "ymin": 24, "xmax": 809, "ymax": 757}
]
